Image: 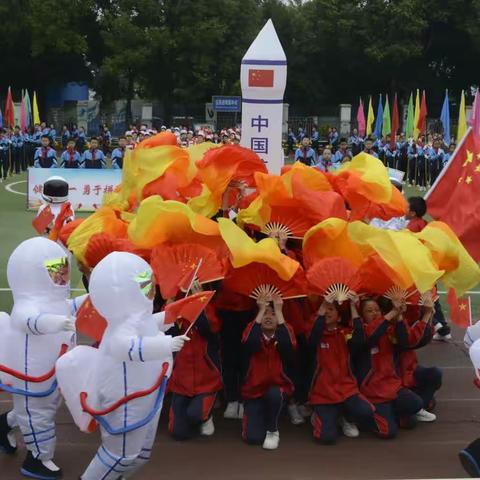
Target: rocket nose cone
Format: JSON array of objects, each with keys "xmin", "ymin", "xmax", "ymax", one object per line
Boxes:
[{"xmin": 242, "ymin": 18, "xmax": 286, "ymax": 62}]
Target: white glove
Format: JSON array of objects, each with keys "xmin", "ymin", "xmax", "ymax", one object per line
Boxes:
[
  {"xmin": 33, "ymin": 314, "xmax": 76, "ymax": 334},
  {"xmin": 171, "ymin": 334, "xmax": 190, "ymax": 352}
]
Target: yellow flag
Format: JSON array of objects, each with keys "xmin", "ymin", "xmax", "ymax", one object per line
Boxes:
[
  {"xmin": 33, "ymin": 91, "xmax": 40, "ymax": 124},
  {"xmin": 366, "ymin": 96, "xmax": 375, "ymax": 136},
  {"xmin": 413, "ymin": 89, "xmax": 420, "ymax": 140},
  {"xmin": 457, "ymin": 90, "xmax": 467, "ymax": 143}
]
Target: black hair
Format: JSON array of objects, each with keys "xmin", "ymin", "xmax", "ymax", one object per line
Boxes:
[
  {"xmin": 90, "ymin": 136, "xmax": 98, "ymax": 141},
  {"xmin": 339, "ymin": 138, "xmax": 347, "ymax": 143},
  {"xmin": 377, "ymin": 296, "xmax": 393, "ymax": 315},
  {"xmin": 40, "ymin": 135, "xmax": 50, "ymax": 141},
  {"xmin": 365, "ymin": 137, "xmax": 374, "ymax": 143},
  {"xmin": 118, "ymin": 136, "xmax": 126, "ymax": 140},
  {"xmin": 408, "ymin": 196, "xmax": 427, "ymax": 218}
]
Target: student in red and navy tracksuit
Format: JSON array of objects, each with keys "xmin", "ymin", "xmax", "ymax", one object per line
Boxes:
[
  {"xmin": 398, "ymin": 302, "xmax": 442, "ymax": 422},
  {"xmin": 356, "ymin": 298, "xmax": 424, "ymax": 438},
  {"xmin": 241, "ymin": 295, "xmax": 296, "ymax": 450},
  {"xmin": 168, "ymin": 302, "xmax": 223, "ymax": 440},
  {"xmin": 308, "ymin": 298, "xmax": 378, "ymax": 444}
]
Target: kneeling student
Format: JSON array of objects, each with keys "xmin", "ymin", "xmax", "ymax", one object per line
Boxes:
[
  {"xmin": 168, "ymin": 288, "xmax": 223, "ymax": 440},
  {"xmin": 241, "ymin": 295, "xmax": 296, "ymax": 450}
]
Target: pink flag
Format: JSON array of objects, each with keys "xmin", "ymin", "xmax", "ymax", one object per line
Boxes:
[
  {"xmin": 469, "ymin": 89, "xmax": 478, "ymax": 127},
  {"xmin": 356, "ymin": 99, "xmax": 366, "ymax": 136},
  {"xmin": 20, "ymin": 93, "xmax": 26, "ymax": 132}
]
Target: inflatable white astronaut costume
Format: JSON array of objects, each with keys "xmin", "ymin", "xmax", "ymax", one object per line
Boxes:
[
  {"xmin": 57, "ymin": 252, "xmax": 187, "ymax": 480},
  {"xmin": 0, "ymin": 237, "xmax": 87, "ymax": 478}
]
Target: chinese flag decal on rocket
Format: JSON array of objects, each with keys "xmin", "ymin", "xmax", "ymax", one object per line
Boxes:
[{"xmin": 249, "ymin": 69, "xmax": 274, "ymax": 87}]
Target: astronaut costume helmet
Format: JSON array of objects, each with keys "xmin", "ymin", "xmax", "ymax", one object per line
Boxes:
[{"xmin": 41, "ymin": 176, "xmax": 69, "ymax": 205}]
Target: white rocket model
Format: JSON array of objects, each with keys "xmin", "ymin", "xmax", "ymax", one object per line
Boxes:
[{"xmin": 240, "ymin": 19, "xmax": 287, "ymax": 175}]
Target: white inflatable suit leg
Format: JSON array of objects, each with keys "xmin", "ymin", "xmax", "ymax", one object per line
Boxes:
[
  {"xmin": 12, "ymin": 388, "xmax": 61, "ymax": 460},
  {"xmin": 81, "ymin": 405, "xmax": 162, "ymax": 479}
]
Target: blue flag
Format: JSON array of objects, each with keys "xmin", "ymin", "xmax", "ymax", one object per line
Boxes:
[
  {"xmin": 440, "ymin": 90, "xmax": 450, "ymax": 145},
  {"xmin": 374, "ymin": 94, "xmax": 383, "ymax": 139},
  {"xmin": 0, "ymin": 107, "xmax": 3, "ymax": 128}
]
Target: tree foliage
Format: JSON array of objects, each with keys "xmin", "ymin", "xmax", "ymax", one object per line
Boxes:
[{"xmin": 1, "ymin": 0, "xmax": 480, "ymax": 115}]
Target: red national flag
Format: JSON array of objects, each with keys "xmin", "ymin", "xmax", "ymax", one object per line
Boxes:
[
  {"xmin": 447, "ymin": 288, "xmax": 471, "ymax": 328},
  {"xmin": 248, "ymin": 69, "xmax": 274, "ymax": 87},
  {"xmin": 390, "ymin": 93, "xmax": 399, "ymax": 149},
  {"xmin": 426, "ymin": 128, "xmax": 480, "ymax": 260},
  {"xmin": 32, "ymin": 205, "xmax": 54, "ymax": 234},
  {"xmin": 416, "ymin": 90, "xmax": 427, "ymax": 136},
  {"xmin": 4, "ymin": 87, "xmax": 14, "ymax": 128},
  {"xmin": 164, "ymin": 291, "xmax": 215, "ymax": 325},
  {"xmin": 76, "ymin": 297, "xmax": 107, "ymax": 343}
]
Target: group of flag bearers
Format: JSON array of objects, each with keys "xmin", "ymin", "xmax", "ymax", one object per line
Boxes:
[{"xmin": 0, "ymin": 132, "xmax": 479, "ymax": 479}]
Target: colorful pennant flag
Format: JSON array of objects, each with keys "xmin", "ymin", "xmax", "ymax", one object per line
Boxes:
[
  {"xmin": 416, "ymin": 90, "xmax": 427, "ymax": 137},
  {"xmin": 24, "ymin": 90, "xmax": 32, "ymax": 129},
  {"xmin": 406, "ymin": 92, "xmax": 414, "ymax": 138},
  {"xmin": 374, "ymin": 95, "xmax": 383, "ymax": 138},
  {"xmin": 20, "ymin": 92, "xmax": 27, "ymax": 132},
  {"xmin": 4, "ymin": 87, "xmax": 14, "ymax": 128},
  {"xmin": 357, "ymin": 98, "xmax": 366, "ymax": 137},
  {"xmin": 440, "ymin": 90, "xmax": 450, "ymax": 146},
  {"xmin": 457, "ymin": 90, "xmax": 467, "ymax": 144},
  {"xmin": 366, "ymin": 96, "xmax": 375, "ymax": 137},
  {"xmin": 413, "ymin": 89, "xmax": 420, "ymax": 140},
  {"xmin": 382, "ymin": 94, "xmax": 391, "ymax": 137},
  {"xmin": 391, "ymin": 93, "xmax": 399, "ymax": 149},
  {"xmin": 33, "ymin": 91, "xmax": 40, "ymax": 125}
]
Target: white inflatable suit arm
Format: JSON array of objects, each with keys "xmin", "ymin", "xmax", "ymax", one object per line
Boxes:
[
  {"xmin": 20, "ymin": 313, "xmax": 74, "ymax": 335},
  {"xmin": 152, "ymin": 311, "xmax": 171, "ymax": 333},
  {"xmin": 69, "ymin": 294, "xmax": 89, "ymax": 316},
  {"xmin": 465, "ymin": 322, "xmax": 480, "ymax": 348},
  {"xmin": 108, "ymin": 330, "xmax": 175, "ymax": 362}
]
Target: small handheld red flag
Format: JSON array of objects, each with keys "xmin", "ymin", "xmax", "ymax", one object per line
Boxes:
[
  {"xmin": 164, "ymin": 291, "xmax": 215, "ymax": 326},
  {"xmin": 76, "ymin": 297, "xmax": 107, "ymax": 343},
  {"xmin": 32, "ymin": 206, "xmax": 54, "ymax": 234},
  {"xmin": 447, "ymin": 288, "xmax": 472, "ymax": 328}
]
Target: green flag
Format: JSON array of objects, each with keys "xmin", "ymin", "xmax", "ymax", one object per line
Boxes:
[
  {"xmin": 382, "ymin": 94, "xmax": 391, "ymax": 137},
  {"xmin": 406, "ymin": 93, "xmax": 414, "ymax": 138}
]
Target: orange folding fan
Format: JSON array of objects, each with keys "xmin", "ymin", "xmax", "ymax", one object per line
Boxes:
[
  {"xmin": 306, "ymin": 257, "xmax": 361, "ymax": 304},
  {"xmin": 222, "ymin": 262, "xmax": 307, "ymax": 301},
  {"xmin": 150, "ymin": 243, "xmax": 226, "ymax": 300}
]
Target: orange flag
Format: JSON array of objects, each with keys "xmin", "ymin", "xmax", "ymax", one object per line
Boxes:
[
  {"xmin": 447, "ymin": 288, "xmax": 472, "ymax": 328},
  {"xmin": 75, "ymin": 297, "xmax": 107, "ymax": 343},
  {"xmin": 164, "ymin": 291, "xmax": 215, "ymax": 325},
  {"xmin": 32, "ymin": 206, "xmax": 54, "ymax": 234},
  {"xmin": 426, "ymin": 128, "xmax": 480, "ymax": 261}
]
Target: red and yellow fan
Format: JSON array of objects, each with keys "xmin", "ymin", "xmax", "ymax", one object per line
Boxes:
[
  {"xmin": 223, "ymin": 263, "xmax": 307, "ymax": 301},
  {"xmin": 150, "ymin": 243, "xmax": 227, "ymax": 299},
  {"xmin": 83, "ymin": 233, "xmax": 150, "ymax": 270},
  {"xmin": 306, "ymin": 257, "xmax": 361, "ymax": 304}
]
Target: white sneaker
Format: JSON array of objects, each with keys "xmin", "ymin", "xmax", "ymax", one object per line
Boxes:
[
  {"xmin": 224, "ymin": 401, "xmax": 239, "ymax": 419},
  {"xmin": 262, "ymin": 431, "xmax": 280, "ymax": 450},
  {"xmin": 340, "ymin": 417, "xmax": 359, "ymax": 438},
  {"xmin": 433, "ymin": 332, "xmax": 452, "ymax": 342},
  {"xmin": 298, "ymin": 404, "xmax": 313, "ymax": 418},
  {"xmin": 288, "ymin": 404, "xmax": 305, "ymax": 425},
  {"xmin": 200, "ymin": 417, "xmax": 215, "ymax": 436},
  {"xmin": 416, "ymin": 408, "xmax": 437, "ymax": 422},
  {"xmin": 237, "ymin": 403, "xmax": 244, "ymax": 420}
]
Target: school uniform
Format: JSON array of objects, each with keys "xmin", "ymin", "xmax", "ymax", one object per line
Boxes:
[
  {"xmin": 60, "ymin": 148, "xmax": 82, "ymax": 168},
  {"xmin": 398, "ymin": 311, "xmax": 442, "ymax": 410},
  {"xmin": 349, "ymin": 135, "xmax": 364, "ymax": 156},
  {"xmin": 383, "ymin": 143, "xmax": 397, "ymax": 168},
  {"xmin": 308, "ymin": 315, "xmax": 378, "ymax": 444},
  {"xmin": 111, "ymin": 147, "xmax": 125, "ymax": 169},
  {"xmin": 34, "ymin": 146, "xmax": 57, "ymax": 168},
  {"xmin": 363, "ymin": 148, "xmax": 379, "ymax": 158},
  {"xmin": 328, "ymin": 131, "xmax": 339, "ymax": 151},
  {"xmin": 425, "ymin": 147, "xmax": 445, "ymax": 185},
  {"xmin": 407, "ymin": 143, "xmax": 427, "ymax": 187},
  {"xmin": 76, "ymin": 131, "xmax": 86, "ymax": 152},
  {"xmin": 81, "ymin": 148, "xmax": 106, "ymax": 169},
  {"xmin": 295, "ymin": 147, "xmax": 316, "ymax": 166},
  {"xmin": 241, "ymin": 321, "xmax": 296, "ymax": 445},
  {"xmin": 61, "ymin": 129, "xmax": 71, "ymax": 149},
  {"xmin": 332, "ymin": 148, "xmax": 352, "ymax": 167},
  {"xmin": 11, "ymin": 133, "xmax": 24, "ymax": 174},
  {"xmin": 168, "ymin": 306, "xmax": 223, "ymax": 440},
  {"xmin": 314, "ymin": 155, "xmax": 332, "ymax": 172},
  {"xmin": 396, "ymin": 140, "xmax": 408, "ymax": 172},
  {"xmin": 0, "ymin": 137, "xmax": 11, "ymax": 179},
  {"xmin": 355, "ymin": 316, "xmax": 424, "ymax": 438}
]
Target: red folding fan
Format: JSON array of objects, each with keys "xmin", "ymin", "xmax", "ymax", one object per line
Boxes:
[
  {"xmin": 150, "ymin": 243, "xmax": 226, "ymax": 300},
  {"xmin": 356, "ymin": 254, "xmax": 418, "ymax": 303},
  {"xmin": 84, "ymin": 233, "xmax": 150, "ymax": 269},
  {"xmin": 223, "ymin": 262, "xmax": 307, "ymax": 301},
  {"xmin": 306, "ymin": 257, "xmax": 361, "ymax": 304}
]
